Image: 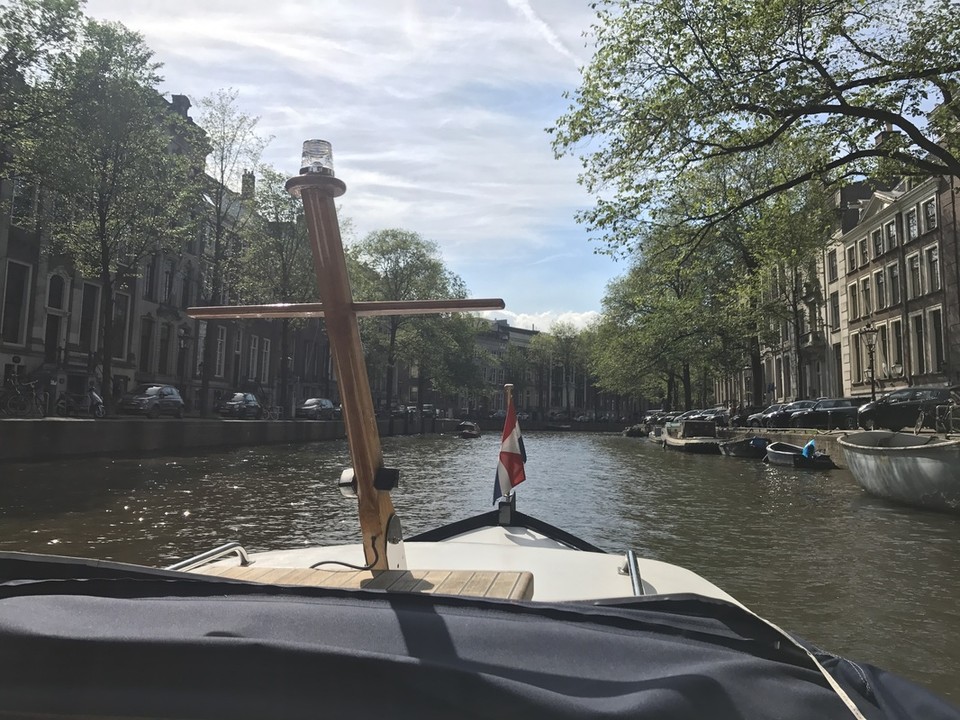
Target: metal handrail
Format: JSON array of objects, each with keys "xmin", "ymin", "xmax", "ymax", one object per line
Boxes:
[
  {"xmin": 626, "ymin": 549, "xmax": 645, "ymax": 596},
  {"xmin": 165, "ymin": 542, "xmax": 250, "ymax": 572}
]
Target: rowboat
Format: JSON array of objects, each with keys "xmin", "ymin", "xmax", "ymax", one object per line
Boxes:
[
  {"xmin": 0, "ymin": 142, "xmax": 954, "ymax": 719},
  {"xmin": 838, "ymin": 431, "xmax": 960, "ymax": 512},
  {"xmin": 718, "ymin": 435, "xmax": 769, "ymax": 459},
  {"xmin": 765, "ymin": 441, "xmax": 837, "ymax": 470}
]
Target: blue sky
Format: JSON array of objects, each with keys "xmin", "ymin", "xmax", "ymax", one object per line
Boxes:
[{"xmin": 84, "ymin": 0, "xmax": 620, "ymax": 331}]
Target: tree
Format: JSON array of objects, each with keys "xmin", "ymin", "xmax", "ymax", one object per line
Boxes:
[
  {"xmin": 553, "ymin": 0, "xmax": 960, "ymax": 239},
  {"xmin": 28, "ymin": 19, "xmax": 202, "ymax": 412},
  {"xmin": 347, "ymin": 228, "xmax": 469, "ymax": 427},
  {"xmin": 239, "ymin": 165, "xmax": 318, "ymax": 411},
  {"xmin": 0, "ymin": 0, "xmax": 84, "ymax": 172},
  {"xmin": 195, "ymin": 87, "xmax": 270, "ymax": 415}
]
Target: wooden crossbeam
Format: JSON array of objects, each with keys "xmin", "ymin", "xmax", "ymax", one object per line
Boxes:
[{"xmin": 187, "ymin": 298, "xmax": 505, "ymax": 320}]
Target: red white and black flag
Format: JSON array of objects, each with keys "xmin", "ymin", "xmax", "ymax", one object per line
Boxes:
[{"xmin": 493, "ymin": 384, "xmax": 526, "ymax": 504}]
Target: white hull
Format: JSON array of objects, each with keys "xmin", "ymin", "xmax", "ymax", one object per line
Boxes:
[
  {"xmin": 192, "ymin": 523, "xmax": 739, "ymax": 604},
  {"xmin": 839, "ymin": 431, "xmax": 960, "ymax": 512}
]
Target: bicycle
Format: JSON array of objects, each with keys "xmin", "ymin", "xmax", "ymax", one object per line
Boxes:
[
  {"xmin": 264, "ymin": 405, "xmax": 282, "ymax": 421},
  {"xmin": 3, "ymin": 379, "xmax": 47, "ymax": 418}
]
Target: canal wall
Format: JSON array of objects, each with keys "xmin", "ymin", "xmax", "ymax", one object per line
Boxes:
[{"xmin": 0, "ymin": 417, "xmax": 466, "ymax": 463}]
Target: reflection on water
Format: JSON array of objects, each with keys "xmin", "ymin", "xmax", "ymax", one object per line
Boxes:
[{"xmin": 1, "ymin": 431, "xmax": 958, "ymax": 700}]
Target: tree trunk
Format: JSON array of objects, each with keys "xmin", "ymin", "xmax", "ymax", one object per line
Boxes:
[{"xmin": 682, "ymin": 362, "xmax": 692, "ymax": 410}]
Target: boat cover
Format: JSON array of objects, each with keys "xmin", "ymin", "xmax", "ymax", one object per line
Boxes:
[{"xmin": 0, "ymin": 552, "xmax": 957, "ymax": 720}]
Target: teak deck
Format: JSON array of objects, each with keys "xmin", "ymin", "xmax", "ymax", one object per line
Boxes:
[{"xmin": 196, "ymin": 565, "xmax": 534, "ymax": 601}]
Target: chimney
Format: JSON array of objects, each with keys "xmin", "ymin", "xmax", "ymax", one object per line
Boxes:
[
  {"xmin": 241, "ymin": 170, "xmax": 255, "ymax": 199},
  {"xmin": 170, "ymin": 94, "xmax": 192, "ymax": 118},
  {"xmin": 874, "ymin": 121, "xmax": 898, "ymax": 147}
]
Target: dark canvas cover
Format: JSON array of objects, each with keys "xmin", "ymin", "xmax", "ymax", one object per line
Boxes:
[{"xmin": 0, "ymin": 552, "xmax": 956, "ymax": 720}]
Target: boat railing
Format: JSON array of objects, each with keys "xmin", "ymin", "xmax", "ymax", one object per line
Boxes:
[
  {"xmin": 165, "ymin": 542, "xmax": 251, "ymax": 572},
  {"xmin": 625, "ymin": 549, "xmax": 645, "ymax": 596}
]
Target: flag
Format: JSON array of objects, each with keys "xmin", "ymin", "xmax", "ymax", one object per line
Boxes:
[{"xmin": 493, "ymin": 397, "xmax": 526, "ymax": 503}]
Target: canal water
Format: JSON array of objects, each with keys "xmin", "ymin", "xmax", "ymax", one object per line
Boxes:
[{"xmin": 1, "ymin": 431, "xmax": 958, "ymax": 701}]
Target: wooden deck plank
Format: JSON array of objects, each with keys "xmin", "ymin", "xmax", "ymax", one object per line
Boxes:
[
  {"xmin": 434, "ymin": 570, "xmax": 477, "ymax": 596},
  {"xmin": 461, "ymin": 571, "xmax": 496, "ymax": 598},
  {"xmin": 192, "ymin": 566, "xmax": 533, "ymax": 600}
]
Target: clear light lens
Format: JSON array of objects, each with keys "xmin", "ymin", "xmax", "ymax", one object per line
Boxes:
[{"xmin": 300, "ymin": 139, "xmax": 335, "ymax": 175}]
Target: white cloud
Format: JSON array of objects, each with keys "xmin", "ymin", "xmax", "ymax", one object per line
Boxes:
[{"xmin": 83, "ymin": 0, "xmax": 607, "ymax": 318}]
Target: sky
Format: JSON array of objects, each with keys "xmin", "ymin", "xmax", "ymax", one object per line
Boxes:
[{"xmin": 83, "ymin": 0, "xmax": 621, "ymax": 333}]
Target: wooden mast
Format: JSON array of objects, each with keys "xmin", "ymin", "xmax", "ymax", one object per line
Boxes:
[{"xmin": 188, "ymin": 142, "xmax": 504, "ymax": 570}]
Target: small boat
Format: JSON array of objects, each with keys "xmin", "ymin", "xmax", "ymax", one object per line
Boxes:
[
  {"xmin": 838, "ymin": 430, "xmax": 960, "ymax": 512},
  {"xmin": 765, "ymin": 441, "xmax": 837, "ymax": 469},
  {"xmin": 662, "ymin": 419, "xmax": 721, "ymax": 454},
  {"xmin": 456, "ymin": 420, "xmax": 481, "ymax": 439},
  {"xmin": 718, "ymin": 436, "xmax": 769, "ymax": 459}
]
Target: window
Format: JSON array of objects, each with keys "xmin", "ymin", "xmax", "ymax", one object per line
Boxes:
[
  {"xmin": 859, "ymin": 237, "xmax": 868, "ymax": 266},
  {"xmin": 1, "ymin": 260, "xmax": 31, "ymax": 345},
  {"xmin": 926, "ymin": 246, "xmax": 941, "ymax": 292},
  {"xmin": 922, "ymin": 198, "xmax": 937, "ymax": 232},
  {"xmin": 161, "ymin": 260, "xmax": 175, "ymax": 304},
  {"xmin": 139, "ymin": 318, "xmax": 154, "ymax": 372},
  {"xmin": 181, "ymin": 267, "xmax": 192, "ymax": 309},
  {"xmin": 260, "ymin": 338, "xmax": 270, "ymax": 384},
  {"xmin": 847, "ymin": 283, "xmax": 859, "ymax": 320},
  {"xmin": 888, "ymin": 264, "xmax": 901, "ymax": 306},
  {"xmin": 158, "ymin": 324, "xmax": 171, "ymax": 375},
  {"xmin": 846, "ymin": 245, "xmax": 857, "ymax": 274},
  {"xmin": 885, "ymin": 221, "xmax": 897, "ymax": 248},
  {"xmin": 890, "ymin": 319, "xmax": 903, "ymax": 365},
  {"xmin": 879, "ymin": 325, "xmax": 889, "ymax": 374},
  {"xmin": 142, "ymin": 257, "xmax": 156, "ymax": 299},
  {"xmin": 907, "ymin": 254, "xmax": 921, "ymax": 298},
  {"xmin": 875, "ymin": 270, "xmax": 886, "ymax": 309},
  {"xmin": 930, "ymin": 308, "xmax": 944, "ymax": 373},
  {"xmin": 248, "ymin": 335, "xmax": 259, "ymax": 380},
  {"xmin": 852, "ymin": 334, "xmax": 862, "ymax": 383},
  {"xmin": 872, "ymin": 229, "xmax": 883, "ymax": 257},
  {"xmin": 47, "ymin": 275, "xmax": 66, "ymax": 310},
  {"xmin": 112, "ymin": 293, "xmax": 129, "ymax": 361},
  {"xmin": 906, "ymin": 208, "xmax": 918, "ymax": 241},
  {"xmin": 829, "ymin": 291, "xmax": 840, "ymax": 331},
  {"xmin": 911, "ymin": 314, "xmax": 925, "ymax": 375},
  {"xmin": 860, "ymin": 278, "xmax": 871, "ymax": 315},
  {"xmin": 827, "ymin": 250, "xmax": 838, "ymax": 283},
  {"xmin": 10, "ymin": 177, "xmax": 36, "ymax": 227},
  {"xmin": 215, "ymin": 325, "xmax": 226, "ymax": 377}
]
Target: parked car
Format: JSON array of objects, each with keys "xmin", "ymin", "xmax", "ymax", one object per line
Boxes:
[
  {"xmin": 730, "ymin": 406, "xmax": 763, "ymax": 427},
  {"xmin": 857, "ymin": 385, "xmax": 960, "ymax": 432},
  {"xmin": 218, "ymin": 392, "xmax": 263, "ymax": 420},
  {"xmin": 747, "ymin": 403, "xmax": 782, "ymax": 427},
  {"xmin": 764, "ymin": 400, "xmax": 818, "ymax": 427},
  {"xmin": 295, "ymin": 397, "xmax": 336, "ymax": 420},
  {"xmin": 789, "ymin": 398, "xmax": 864, "ymax": 429},
  {"xmin": 117, "ymin": 384, "xmax": 184, "ymax": 418}
]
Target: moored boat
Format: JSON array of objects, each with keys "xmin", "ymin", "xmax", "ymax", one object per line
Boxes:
[
  {"xmin": 662, "ymin": 419, "xmax": 722, "ymax": 454},
  {"xmin": 718, "ymin": 435, "xmax": 769, "ymax": 459},
  {"xmin": 838, "ymin": 430, "xmax": 960, "ymax": 512},
  {"xmin": 456, "ymin": 420, "xmax": 481, "ymax": 439},
  {"xmin": 765, "ymin": 441, "xmax": 837, "ymax": 470}
]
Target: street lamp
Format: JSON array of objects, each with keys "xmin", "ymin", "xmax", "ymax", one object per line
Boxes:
[{"xmin": 862, "ymin": 322, "xmax": 879, "ymax": 401}]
